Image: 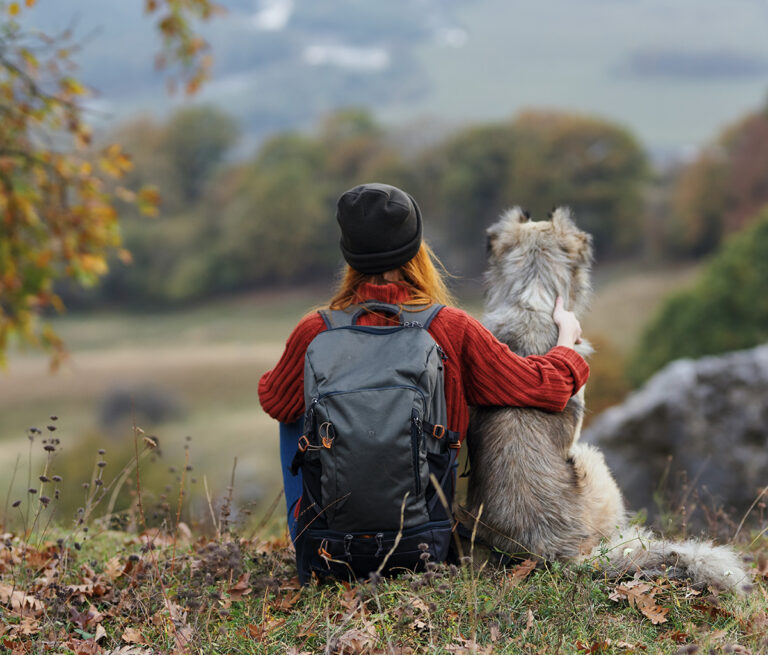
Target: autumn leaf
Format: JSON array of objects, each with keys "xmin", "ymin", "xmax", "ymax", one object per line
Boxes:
[
  {"xmin": 227, "ymin": 571, "xmax": 252, "ymax": 600},
  {"xmin": 609, "ymin": 580, "xmax": 669, "ymax": 625},
  {"xmin": 509, "ymin": 558, "xmax": 537, "ymax": 583},
  {"xmin": 336, "ymin": 624, "xmax": 377, "ymax": 652},
  {"xmin": 0, "ymin": 584, "xmax": 45, "ymax": 616},
  {"xmin": 121, "ymin": 627, "xmax": 146, "ymax": 644},
  {"xmin": 639, "ymin": 602, "xmax": 669, "ymax": 625}
]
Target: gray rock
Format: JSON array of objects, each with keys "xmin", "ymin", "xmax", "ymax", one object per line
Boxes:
[{"xmin": 584, "ymin": 344, "xmax": 768, "ymax": 527}]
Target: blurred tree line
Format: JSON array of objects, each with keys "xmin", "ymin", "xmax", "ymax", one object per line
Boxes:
[
  {"xmin": 90, "ymin": 97, "xmax": 768, "ymax": 312},
  {"xmin": 71, "ymin": 105, "xmax": 651, "ymax": 306},
  {"xmin": 85, "ymin": 98, "xmax": 768, "ymax": 389}
]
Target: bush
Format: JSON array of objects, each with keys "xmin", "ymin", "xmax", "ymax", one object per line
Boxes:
[{"xmin": 629, "ymin": 207, "xmax": 768, "ymax": 383}]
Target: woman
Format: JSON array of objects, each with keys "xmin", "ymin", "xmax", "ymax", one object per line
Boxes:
[{"xmin": 258, "ymin": 183, "xmax": 588, "ymax": 541}]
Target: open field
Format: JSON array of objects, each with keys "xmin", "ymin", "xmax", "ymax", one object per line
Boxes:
[{"xmin": 0, "ymin": 262, "xmax": 701, "ymax": 520}]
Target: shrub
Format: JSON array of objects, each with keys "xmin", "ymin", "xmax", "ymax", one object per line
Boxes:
[{"xmin": 629, "ymin": 207, "xmax": 768, "ymax": 384}]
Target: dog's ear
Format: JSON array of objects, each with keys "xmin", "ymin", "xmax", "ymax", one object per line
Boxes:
[
  {"xmin": 498, "ymin": 206, "xmax": 529, "ymax": 226},
  {"xmin": 485, "ymin": 230, "xmax": 496, "ymax": 256},
  {"xmin": 551, "ymin": 207, "xmax": 577, "ymax": 232},
  {"xmin": 552, "ymin": 207, "xmax": 593, "ymax": 265}
]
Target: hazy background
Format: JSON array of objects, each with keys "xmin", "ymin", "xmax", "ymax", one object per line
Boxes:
[{"xmin": 2, "ymin": 0, "xmax": 767, "ymax": 528}]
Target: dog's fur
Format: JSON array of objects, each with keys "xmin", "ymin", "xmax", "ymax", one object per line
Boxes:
[{"xmin": 462, "ymin": 207, "xmax": 749, "ymax": 593}]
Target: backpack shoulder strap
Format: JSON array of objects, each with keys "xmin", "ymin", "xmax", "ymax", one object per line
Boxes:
[
  {"xmin": 318, "ymin": 302, "xmax": 445, "ymax": 329},
  {"xmin": 318, "ymin": 301, "xmax": 409, "ymax": 328}
]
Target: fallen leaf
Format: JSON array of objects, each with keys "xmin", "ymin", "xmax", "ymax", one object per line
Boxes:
[
  {"xmin": 65, "ymin": 638, "xmax": 103, "ymax": 655},
  {"xmin": 336, "ymin": 624, "xmax": 377, "ymax": 652},
  {"xmin": 281, "ymin": 576, "xmax": 301, "ymax": 591},
  {"xmin": 104, "ymin": 557, "xmax": 126, "ymax": 581},
  {"xmin": 173, "ymin": 624, "xmax": 194, "ymax": 652},
  {"xmin": 121, "ymin": 627, "xmax": 146, "ymax": 644},
  {"xmin": 510, "ymin": 558, "xmax": 537, "ymax": 583},
  {"xmin": 610, "ymin": 581, "xmax": 668, "ymax": 625},
  {"xmin": 273, "ymin": 589, "xmax": 302, "ymax": 612},
  {"xmin": 245, "ymin": 618, "xmax": 286, "ymax": 641},
  {"xmin": 639, "ymin": 602, "xmax": 669, "ymax": 625},
  {"xmin": 228, "ymin": 572, "xmax": 252, "ymax": 600},
  {"xmin": 665, "ymin": 630, "xmax": 689, "ymax": 644},
  {"xmin": 9, "ymin": 617, "xmax": 40, "ymax": 636},
  {"xmin": 69, "ymin": 606, "xmax": 104, "ymax": 630},
  {"xmin": 0, "ymin": 584, "xmax": 45, "ymax": 616},
  {"xmin": 524, "ymin": 608, "xmax": 534, "ymax": 632}
]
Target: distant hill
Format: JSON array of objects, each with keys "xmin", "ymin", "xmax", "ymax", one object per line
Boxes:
[{"xmin": 20, "ymin": 0, "xmax": 768, "ymax": 154}]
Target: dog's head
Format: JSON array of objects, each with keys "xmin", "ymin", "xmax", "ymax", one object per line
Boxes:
[{"xmin": 484, "ymin": 206, "xmax": 593, "ymax": 322}]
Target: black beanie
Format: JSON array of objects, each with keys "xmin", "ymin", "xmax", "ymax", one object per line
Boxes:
[{"xmin": 336, "ymin": 183, "xmax": 423, "ymax": 274}]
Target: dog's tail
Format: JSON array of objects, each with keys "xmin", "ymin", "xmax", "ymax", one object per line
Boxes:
[{"xmin": 590, "ymin": 526, "xmax": 751, "ymax": 594}]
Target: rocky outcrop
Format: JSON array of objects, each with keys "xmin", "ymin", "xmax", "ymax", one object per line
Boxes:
[{"xmin": 584, "ymin": 344, "xmax": 768, "ymax": 527}]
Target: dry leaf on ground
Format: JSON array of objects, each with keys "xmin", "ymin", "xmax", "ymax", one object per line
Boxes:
[
  {"xmin": 0, "ymin": 584, "xmax": 45, "ymax": 616},
  {"xmin": 335, "ymin": 624, "xmax": 377, "ymax": 653},
  {"xmin": 510, "ymin": 559, "xmax": 537, "ymax": 583},
  {"xmin": 609, "ymin": 581, "xmax": 669, "ymax": 625},
  {"xmin": 121, "ymin": 627, "xmax": 146, "ymax": 644},
  {"xmin": 227, "ymin": 571, "xmax": 252, "ymax": 600}
]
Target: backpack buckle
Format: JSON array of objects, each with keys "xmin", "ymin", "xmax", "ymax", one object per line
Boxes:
[
  {"xmin": 431, "ymin": 424, "xmax": 446, "ymax": 439},
  {"xmin": 298, "ymin": 435, "xmax": 310, "ymax": 453},
  {"xmin": 448, "ymin": 441, "xmax": 461, "ymax": 450}
]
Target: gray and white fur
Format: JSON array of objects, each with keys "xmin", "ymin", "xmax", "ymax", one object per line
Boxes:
[{"xmin": 462, "ymin": 207, "xmax": 750, "ymax": 593}]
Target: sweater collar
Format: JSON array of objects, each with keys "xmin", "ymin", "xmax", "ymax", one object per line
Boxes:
[{"xmin": 353, "ymin": 282, "xmax": 413, "ymax": 305}]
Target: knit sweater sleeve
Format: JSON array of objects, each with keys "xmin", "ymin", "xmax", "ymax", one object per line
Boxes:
[
  {"xmin": 258, "ymin": 312, "xmax": 325, "ymax": 422},
  {"xmin": 458, "ymin": 311, "xmax": 589, "ymax": 412}
]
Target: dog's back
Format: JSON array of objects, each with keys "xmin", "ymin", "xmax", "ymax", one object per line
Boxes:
[
  {"xmin": 464, "ymin": 207, "xmax": 604, "ymax": 559},
  {"xmin": 463, "ymin": 208, "xmax": 750, "ymax": 595}
]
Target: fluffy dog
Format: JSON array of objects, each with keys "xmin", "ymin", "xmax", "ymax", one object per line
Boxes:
[{"xmin": 462, "ymin": 207, "xmax": 749, "ymax": 592}]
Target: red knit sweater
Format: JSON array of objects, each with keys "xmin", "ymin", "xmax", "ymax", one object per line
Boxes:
[{"xmin": 258, "ymin": 282, "xmax": 589, "ymax": 441}]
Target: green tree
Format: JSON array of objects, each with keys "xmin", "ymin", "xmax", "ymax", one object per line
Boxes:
[
  {"xmin": 505, "ymin": 111, "xmax": 648, "ymax": 257},
  {"xmin": 206, "ymin": 108, "xmax": 409, "ymax": 292},
  {"xmin": 419, "ymin": 111, "xmax": 648, "ymax": 275},
  {"xmin": 163, "ymin": 105, "xmax": 238, "ymax": 204},
  {"xmin": 629, "ymin": 207, "xmax": 768, "ymax": 384}
]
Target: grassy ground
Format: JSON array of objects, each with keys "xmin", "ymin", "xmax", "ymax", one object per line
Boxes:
[{"xmin": 1, "ymin": 522, "xmax": 766, "ymax": 654}]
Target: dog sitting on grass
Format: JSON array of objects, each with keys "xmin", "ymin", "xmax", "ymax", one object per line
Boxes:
[{"xmin": 461, "ymin": 207, "xmax": 749, "ymax": 593}]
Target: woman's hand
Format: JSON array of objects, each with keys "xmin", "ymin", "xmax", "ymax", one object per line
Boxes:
[{"xmin": 553, "ymin": 296, "xmax": 583, "ymax": 349}]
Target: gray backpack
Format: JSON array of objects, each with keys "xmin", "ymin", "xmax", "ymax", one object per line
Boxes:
[{"xmin": 290, "ymin": 300, "xmax": 460, "ymax": 583}]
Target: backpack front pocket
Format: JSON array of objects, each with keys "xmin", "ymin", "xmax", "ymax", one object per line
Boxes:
[{"xmin": 312, "ymin": 386, "xmax": 429, "ymax": 532}]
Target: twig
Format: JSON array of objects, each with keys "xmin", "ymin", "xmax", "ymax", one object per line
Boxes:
[
  {"xmin": 170, "ymin": 445, "xmax": 189, "ymax": 574},
  {"xmin": 247, "ymin": 488, "xmax": 284, "ymax": 542},
  {"xmin": 734, "ymin": 486, "xmax": 768, "ymax": 541},
  {"xmin": 203, "ymin": 475, "xmax": 219, "ymax": 537},
  {"xmin": 1, "ymin": 454, "xmax": 20, "ymax": 532},
  {"xmin": 131, "ymin": 419, "xmax": 188, "ymax": 655},
  {"xmin": 375, "ymin": 492, "xmax": 409, "ymax": 577}
]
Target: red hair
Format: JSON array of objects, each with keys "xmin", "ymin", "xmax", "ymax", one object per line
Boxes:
[{"xmin": 328, "ymin": 242, "xmax": 456, "ymax": 310}]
